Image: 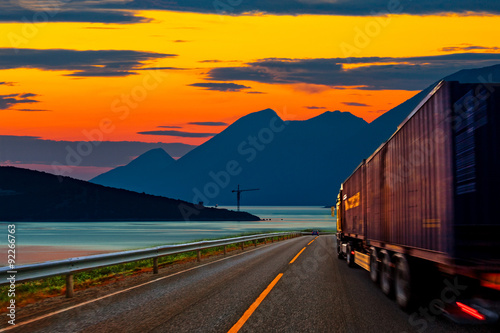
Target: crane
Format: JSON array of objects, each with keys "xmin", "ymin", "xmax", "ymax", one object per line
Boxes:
[{"xmin": 231, "ymin": 184, "xmax": 259, "ymax": 211}]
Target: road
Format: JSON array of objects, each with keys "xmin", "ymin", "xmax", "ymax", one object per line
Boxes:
[{"xmin": 2, "ymin": 235, "xmax": 498, "ymax": 332}]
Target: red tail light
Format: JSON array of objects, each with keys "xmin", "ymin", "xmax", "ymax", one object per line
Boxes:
[
  {"xmin": 351, "ymin": 251, "xmax": 355, "ymax": 255},
  {"xmin": 456, "ymin": 302, "xmax": 485, "ymax": 321}
]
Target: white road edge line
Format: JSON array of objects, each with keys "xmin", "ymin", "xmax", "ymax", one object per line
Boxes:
[{"xmin": 0, "ymin": 238, "xmax": 299, "ymax": 332}]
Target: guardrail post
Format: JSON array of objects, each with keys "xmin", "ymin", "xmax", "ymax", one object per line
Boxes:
[
  {"xmin": 271, "ymin": 237, "xmax": 274, "ymax": 243},
  {"xmin": 197, "ymin": 250, "xmax": 201, "ymax": 262},
  {"xmin": 66, "ymin": 274, "xmax": 74, "ymax": 298},
  {"xmin": 253, "ymin": 240, "xmax": 257, "ymax": 247},
  {"xmin": 241, "ymin": 242, "xmax": 244, "ymax": 251},
  {"xmin": 153, "ymin": 257, "xmax": 159, "ymax": 274},
  {"xmin": 223, "ymin": 245, "xmax": 227, "ymax": 255}
]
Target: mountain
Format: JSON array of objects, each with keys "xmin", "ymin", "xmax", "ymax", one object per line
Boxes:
[
  {"xmin": 445, "ymin": 64, "xmax": 500, "ymax": 84},
  {"xmin": 91, "ymin": 64, "xmax": 500, "ymax": 206},
  {"xmin": 0, "ymin": 166, "xmax": 259, "ymax": 221},
  {"xmin": 92, "ymin": 148, "xmax": 175, "ymax": 190},
  {"xmin": 92, "ymin": 109, "xmax": 368, "ymax": 205}
]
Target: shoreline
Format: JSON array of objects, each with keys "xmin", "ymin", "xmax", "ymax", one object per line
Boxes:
[
  {"xmin": 1, "ymin": 245, "xmax": 113, "ymax": 266},
  {"xmin": 0, "ymin": 217, "xmax": 262, "ymax": 222}
]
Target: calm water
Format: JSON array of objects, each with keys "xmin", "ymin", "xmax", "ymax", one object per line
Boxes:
[{"xmin": 1, "ymin": 206, "xmax": 336, "ymax": 264}]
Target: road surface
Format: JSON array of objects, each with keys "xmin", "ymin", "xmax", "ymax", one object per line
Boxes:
[{"xmin": 2, "ymin": 235, "xmax": 498, "ymax": 332}]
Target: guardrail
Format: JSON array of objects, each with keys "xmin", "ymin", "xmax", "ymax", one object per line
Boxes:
[{"xmin": 1, "ymin": 232, "xmax": 302, "ymax": 297}]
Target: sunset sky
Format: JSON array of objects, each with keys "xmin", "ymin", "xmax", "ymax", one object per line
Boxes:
[{"xmin": 1, "ymin": 1, "xmax": 500, "ymax": 179}]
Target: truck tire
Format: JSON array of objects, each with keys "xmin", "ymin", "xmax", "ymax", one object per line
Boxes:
[
  {"xmin": 394, "ymin": 254, "xmax": 413, "ymax": 310},
  {"xmin": 370, "ymin": 247, "xmax": 379, "ymax": 283},
  {"xmin": 380, "ymin": 250, "xmax": 392, "ymax": 296},
  {"xmin": 337, "ymin": 245, "xmax": 343, "ymax": 259},
  {"xmin": 346, "ymin": 243, "xmax": 355, "ymax": 268}
]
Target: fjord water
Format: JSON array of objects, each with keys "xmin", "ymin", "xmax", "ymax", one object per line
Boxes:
[{"xmin": 1, "ymin": 206, "xmax": 335, "ymax": 265}]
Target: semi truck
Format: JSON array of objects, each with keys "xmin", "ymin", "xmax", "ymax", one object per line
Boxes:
[{"xmin": 335, "ymin": 81, "xmax": 500, "ymax": 323}]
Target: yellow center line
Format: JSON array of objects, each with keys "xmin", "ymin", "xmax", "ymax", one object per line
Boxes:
[
  {"xmin": 307, "ymin": 239, "xmax": 315, "ymax": 246},
  {"xmin": 289, "ymin": 247, "xmax": 306, "ymax": 264},
  {"xmin": 227, "ymin": 273, "xmax": 284, "ymax": 333}
]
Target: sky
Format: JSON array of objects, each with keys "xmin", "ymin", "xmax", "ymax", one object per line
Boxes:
[{"xmin": 1, "ymin": 0, "xmax": 500, "ymax": 179}]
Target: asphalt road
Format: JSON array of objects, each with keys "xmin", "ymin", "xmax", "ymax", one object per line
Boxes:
[{"xmin": 3, "ymin": 235, "xmax": 499, "ymax": 333}]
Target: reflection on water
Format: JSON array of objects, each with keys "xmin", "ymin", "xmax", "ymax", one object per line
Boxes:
[{"xmin": 1, "ymin": 206, "xmax": 336, "ymax": 263}]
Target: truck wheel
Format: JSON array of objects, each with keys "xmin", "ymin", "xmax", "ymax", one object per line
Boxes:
[
  {"xmin": 394, "ymin": 254, "xmax": 412, "ymax": 310},
  {"xmin": 346, "ymin": 243, "xmax": 355, "ymax": 268},
  {"xmin": 337, "ymin": 245, "xmax": 343, "ymax": 259},
  {"xmin": 380, "ymin": 250, "xmax": 392, "ymax": 296},
  {"xmin": 370, "ymin": 247, "xmax": 379, "ymax": 283}
]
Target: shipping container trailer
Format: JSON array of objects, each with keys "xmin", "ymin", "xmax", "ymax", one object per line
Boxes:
[{"xmin": 335, "ymin": 81, "xmax": 500, "ymax": 323}]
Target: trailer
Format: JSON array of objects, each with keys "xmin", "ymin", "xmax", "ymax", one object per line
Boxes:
[{"xmin": 335, "ymin": 81, "xmax": 500, "ymax": 323}]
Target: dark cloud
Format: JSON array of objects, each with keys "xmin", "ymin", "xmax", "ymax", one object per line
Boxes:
[
  {"xmin": 99, "ymin": 0, "xmax": 500, "ymax": 16},
  {"xmin": 207, "ymin": 66, "xmax": 275, "ymax": 84},
  {"xmin": 343, "ymin": 102, "xmax": 370, "ymax": 107},
  {"xmin": 189, "ymin": 122, "xmax": 228, "ymax": 126},
  {"xmin": 0, "ymin": 48, "xmax": 176, "ymax": 77},
  {"xmin": 304, "ymin": 106, "xmax": 327, "ymax": 110},
  {"xmin": 158, "ymin": 125, "xmax": 183, "ymax": 129},
  {"xmin": 199, "ymin": 60, "xmax": 225, "ymax": 63},
  {"xmin": 246, "ymin": 91, "xmax": 266, "ymax": 94},
  {"xmin": 188, "ymin": 82, "xmax": 251, "ymax": 92},
  {"xmin": 205, "ymin": 53, "xmax": 500, "ymax": 91},
  {"xmin": 136, "ymin": 67, "xmax": 188, "ymax": 71},
  {"xmin": 0, "ymin": 135, "xmax": 195, "ymax": 167},
  {"xmin": 16, "ymin": 109, "xmax": 50, "ymax": 112},
  {"xmin": 138, "ymin": 130, "xmax": 217, "ymax": 138},
  {"xmin": 0, "ymin": 82, "xmax": 16, "ymax": 86},
  {"xmin": 65, "ymin": 71, "xmax": 136, "ymax": 77},
  {"xmin": 0, "ymin": 1, "xmax": 149, "ymax": 24},
  {"xmin": 173, "ymin": 40, "xmax": 189, "ymax": 43},
  {"xmin": 0, "ymin": 93, "xmax": 39, "ymax": 110},
  {"xmin": 19, "ymin": 93, "xmax": 38, "ymax": 98},
  {"xmin": 2, "ymin": 0, "xmax": 500, "ymax": 24},
  {"xmin": 441, "ymin": 45, "xmax": 500, "ymax": 52}
]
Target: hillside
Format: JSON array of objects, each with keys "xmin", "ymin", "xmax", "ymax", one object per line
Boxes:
[
  {"xmin": 92, "ymin": 148, "xmax": 175, "ymax": 190},
  {"xmin": 0, "ymin": 167, "xmax": 259, "ymax": 221}
]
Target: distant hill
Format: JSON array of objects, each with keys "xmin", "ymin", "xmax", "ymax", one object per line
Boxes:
[
  {"xmin": 91, "ymin": 64, "xmax": 500, "ymax": 206},
  {"xmin": 92, "ymin": 148, "xmax": 175, "ymax": 190},
  {"xmin": 0, "ymin": 166, "xmax": 259, "ymax": 221}
]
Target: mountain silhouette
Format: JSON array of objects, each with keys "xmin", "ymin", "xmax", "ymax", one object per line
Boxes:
[
  {"xmin": 92, "ymin": 109, "xmax": 367, "ymax": 205},
  {"xmin": 91, "ymin": 64, "xmax": 500, "ymax": 206},
  {"xmin": 92, "ymin": 148, "xmax": 175, "ymax": 190},
  {"xmin": 0, "ymin": 166, "xmax": 259, "ymax": 221}
]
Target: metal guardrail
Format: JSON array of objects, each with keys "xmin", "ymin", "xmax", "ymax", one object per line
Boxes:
[{"xmin": 1, "ymin": 232, "xmax": 302, "ymax": 297}]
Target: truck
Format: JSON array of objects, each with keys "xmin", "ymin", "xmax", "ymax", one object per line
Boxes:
[{"xmin": 335, "ymin": 80, "xmax": 500, "ymax": 323}]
